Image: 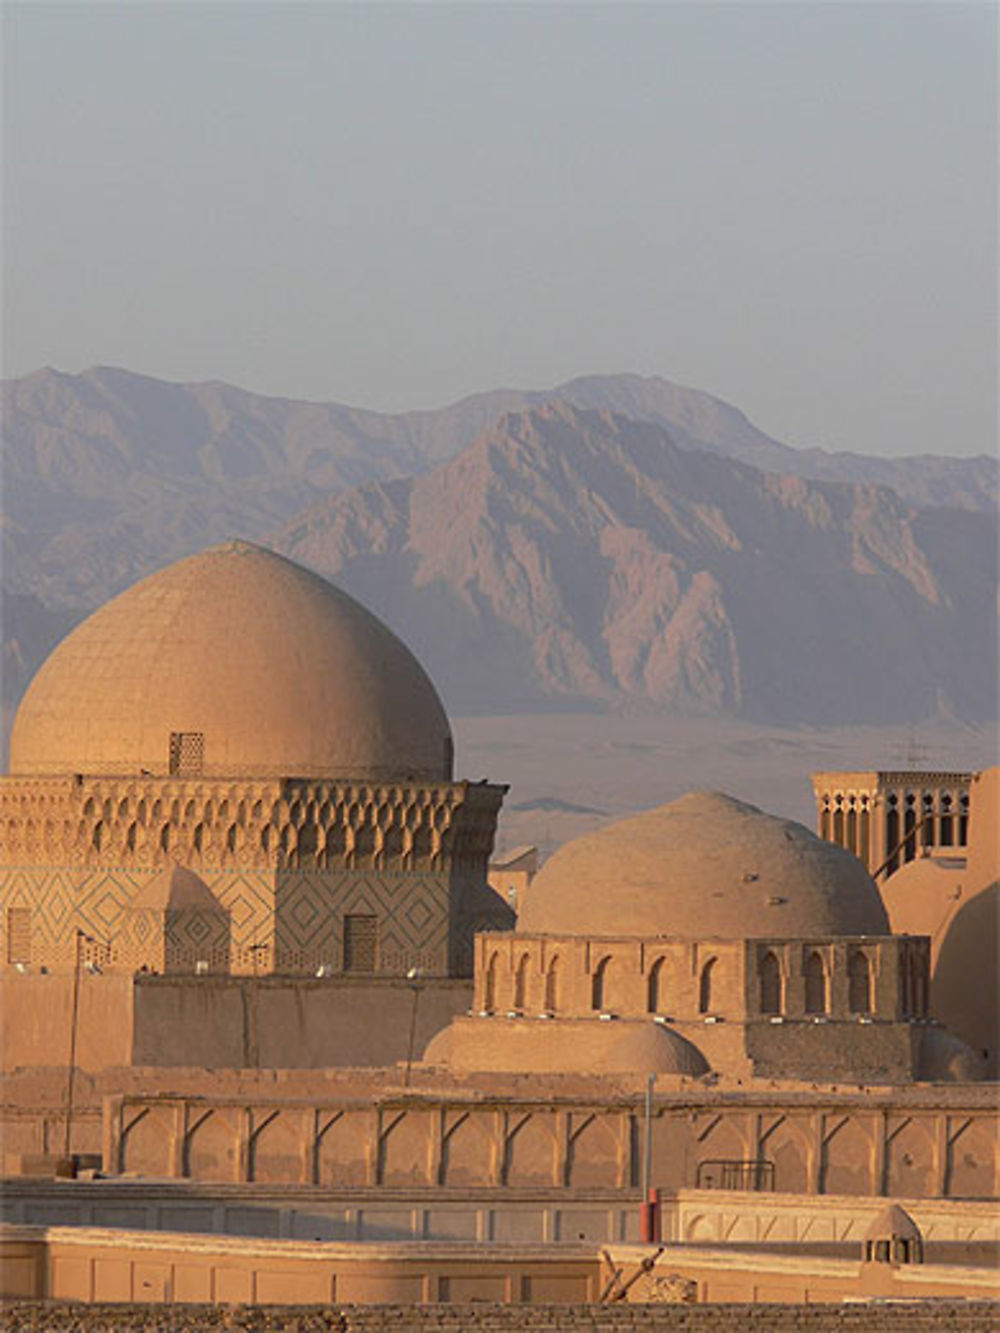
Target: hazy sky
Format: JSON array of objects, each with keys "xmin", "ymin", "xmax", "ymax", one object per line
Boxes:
[{"xmin": 3, "ymin": 3, "xmax": 996, "ymax": 458}]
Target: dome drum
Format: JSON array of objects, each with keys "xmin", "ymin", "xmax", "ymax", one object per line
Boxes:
[
  {"xmin": 449, "ymin": 925, "xmax": 954, "ymax": 1083},
  {"xmin": 472, "ymin": 931, "xmax": 930, "ymax": 1030}
]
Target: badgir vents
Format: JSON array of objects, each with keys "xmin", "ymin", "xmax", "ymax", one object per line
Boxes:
[{"xmin": 0, "ymin": 539, "xmax": 995, "ymax": 1088}]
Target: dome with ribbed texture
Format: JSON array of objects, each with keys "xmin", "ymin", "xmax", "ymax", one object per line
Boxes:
[
  {"xmin": 518, "ymin": 791, "xmax": 888, "ymax": 939},
  {"xmin": 10, "ymin": 540, "xmax": 453, "ymax": 781}
]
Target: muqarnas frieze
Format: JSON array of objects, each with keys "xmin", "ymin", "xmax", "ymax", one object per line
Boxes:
[
  {"xmin": 1, "ymin": 775, "xmax": 503, "ymax": 873},
  {"xmin": 0, "ymin": 775, "xmax": 509, "ymax": 976}
]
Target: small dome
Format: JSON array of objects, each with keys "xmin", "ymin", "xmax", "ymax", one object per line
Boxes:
[
  {"xmin": 422, "ymin": 1026, "xmax": 454, "ymax": 1065},
  {"xmin": 518, "ymin": 792, "xmax": 888, "ymax": 939},
  {"xmin": 864, "ymin": 1204, "xmax": 923, "ymax": 1244},
  {"xmin": 863, "ymin": 1203, "xmax": 924, "ymax": 1265},
  {"xmin": 129, "ymin": 865, "xmax": 223, "ymax": 913},
  {"xmin": 423, "ymin": 1015, "xmax": 709, "ymax": 1076},
  {"xmin": 917, "ymin": 1025, "xmax": 987, "ymax": 1083},
  {"xmin": 10, "ymin": 541, "xmax": 452, "ymax": 781},
  {"xmin": 884, "ymin": 856, "xmax": 997, "ymax": 1079},
  {"xmin": 881, "ymin": 855, "xmax": 966, "ymax": 935}
]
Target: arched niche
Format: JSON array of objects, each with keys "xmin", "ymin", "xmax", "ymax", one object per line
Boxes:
[
  {"xmin": 759, "ymin": 950, "xmax": 782, "ymax": 1015},
  {"xmin": 804, "ymin": 950, "xmax": 828, "ymax": 1015}
]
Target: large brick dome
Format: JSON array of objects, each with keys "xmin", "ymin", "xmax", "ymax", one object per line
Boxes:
[
  {"xmin": 10, "ymin": 540, "xmax": 453, "ymax": 781},
  {"xmin": 517, "ymin": 791, "xmax": 889, "ymax": 939}
]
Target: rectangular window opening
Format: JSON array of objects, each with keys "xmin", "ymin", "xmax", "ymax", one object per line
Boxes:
[
  {"xmin": 6, "ymin": 907, "xmax": 31, "ymax": 964},
  {"xmin": 169, "ymin": 732, "xmax": 205, "ymax": 776},
  {"xmin": 343, "ymin": 914, "xmax": 378, "ymax": 974}
]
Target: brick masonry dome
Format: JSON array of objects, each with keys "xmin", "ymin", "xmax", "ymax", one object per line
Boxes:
[
  {"xmin": 9, "ymin": 540, "xmax": 453, "ymax": 781},
  {"xmin": 517, "ymin": 791, "xmax": 889, "ymax": 939}
]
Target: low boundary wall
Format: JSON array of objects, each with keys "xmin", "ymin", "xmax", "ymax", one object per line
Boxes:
[
  {"xmin": 101, "ymin": 1088, "xmax": 1000, "ymax": 1199},
  {"xmin": 2, "ymin": 1224, "xmax": 998, "ymax": 1306},
  {"xmin": 3, "ymin": 1179, "xmax": 999, "ymax": 1250}
]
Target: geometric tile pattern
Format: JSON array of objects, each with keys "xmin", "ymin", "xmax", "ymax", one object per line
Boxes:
[
  {"xmin": 1, "ymin": 772, "xmax": 508, "ymax": 977},
  {"xmin": 274, "ymin": 867, "xmax": 451, "ymax": 973},
  {"xmin": 115, "ymin": 905, "xmax": 231, "ymax": 974}
]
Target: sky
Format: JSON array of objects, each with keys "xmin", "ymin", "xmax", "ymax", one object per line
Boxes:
[{"xmin": 2, "ymin": 2, "xmax": 996, "ymax": 459}]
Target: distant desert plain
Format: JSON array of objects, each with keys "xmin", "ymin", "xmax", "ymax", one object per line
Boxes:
[{"xmin": 458, "ymin": 712, "xmax": 999, "ymax": 860}]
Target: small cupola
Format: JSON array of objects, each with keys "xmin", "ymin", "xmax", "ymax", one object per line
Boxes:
[{"xmin": 862, "ymin": 1203, "xmax": 924, "ymax": 1265}]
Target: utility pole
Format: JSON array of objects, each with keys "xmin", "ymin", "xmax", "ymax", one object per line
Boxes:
[
  {"xmin": 63, "ymin": 928, "xmax": 94, "ymax": 1169},
  {"xmin": 403, "ymin": 967, "xmax": 423, "ymax": 1088},
  {"xmin": 640, "ymin": 1073, "xmax": 659, "ymax": 1243},
  {"xmin": 642, "ymin": 1072, "xmax": 654, "ymax": 1197}
]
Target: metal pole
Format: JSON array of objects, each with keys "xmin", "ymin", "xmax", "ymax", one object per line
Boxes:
[
  {"xmin": 63, "ymin": 930, "xmax": 86, "ymax": 1164},
  {"xmin": 404, "ymin": 967, "xmax": 422, "ymax": 1088},
  {"xmin": 642, "ymin": 1072, "xmax": 654, "ymax": 1197}
]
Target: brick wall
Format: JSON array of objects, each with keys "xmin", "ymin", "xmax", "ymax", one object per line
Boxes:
[{"xmin": 3, "ymin": 1303, "xmax": 1000, "ymax": 1331}]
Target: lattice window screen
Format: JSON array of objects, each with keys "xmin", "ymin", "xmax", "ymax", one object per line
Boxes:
[
  {"xmin": 6, "ymin": 908, "xmax": 31, "ymax": 964},
  {"xmin": 343, "ymin": 914, "xmax": 378, "ymax": 973},
  {"xmin": 169, "ymin": 731, "xmax": 205, "ymax": 776}
]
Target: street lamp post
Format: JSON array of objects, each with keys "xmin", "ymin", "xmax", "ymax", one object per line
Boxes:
[
  {"xmin": 403, "ymin": 967, "xmax": 423, "ymax": 1088},
  {"xmin": 63, "ymin": 928, "xmax": 96, "ymax": 1171}
]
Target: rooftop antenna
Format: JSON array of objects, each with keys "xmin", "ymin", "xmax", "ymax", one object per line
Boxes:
[
  {"xmin": 890, "ymin": 689, "xmax": 942, "ymax": 771},
  {"xmin": 891, "ymin": 732, "xmax": 931, "ymax": 771}
]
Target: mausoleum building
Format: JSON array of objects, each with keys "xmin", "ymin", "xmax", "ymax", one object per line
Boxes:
[
  {"xmin": 1, "ymin": 541, "xmax": 511, "ymax": 980},
  {"xmin": 426, "ymin": 793, "xmax": 985, "ymax": 1083}
]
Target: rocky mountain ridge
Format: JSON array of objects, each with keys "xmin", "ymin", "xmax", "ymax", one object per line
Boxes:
[
  {"xmin": 276, "ymin": 403, "xmax": 996, "ymax": 725},
  {"xmin": 3, "ymin": 366, "xmax": 996, "ymax": 737},
  {"xmin": 5, "ymin": 364, "xmax": 993, "ymax": 608}
]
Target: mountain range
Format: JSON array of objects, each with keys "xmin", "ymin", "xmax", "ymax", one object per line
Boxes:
[
  {"xmin": 277, "ymin": 403, "xmax": 996, "ymax": 725},
  {"xmin": 3, "ymin": 365, "xmax": 996, "ymax": 738}
]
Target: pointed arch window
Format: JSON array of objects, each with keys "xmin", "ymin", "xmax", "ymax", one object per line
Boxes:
[
  {"xmin": 848, "ymin": 949, "xmax": 873, "ymax": 1014},
  {"xmin": 647, "ymin": 957, "xmax": 665, "ymax": 1014},
  {"xmin": 591, "ymin": 956, "xmax": 611, "ymax": 1011},
  {"xmin": 804, "ymin": 950, "xmax": 828, "ymax": 1015},
  {"xmin": 544, "ymin": 956, "xmax": 559, "ymax": 1012},
  {"xmin": 698, "ymin": 957, "xmax": 717, "ymax": 1014},
  {"xmin": 513, "ymin": 953, "xmax": 529, "ymax": 1011},
  {"xmin": 484, "ymin": 951, "xmax": 499, "ymax": 1013},
  {"xmin": 759, "ymin": 951, "xmax": 782, "ymax": 1015}
]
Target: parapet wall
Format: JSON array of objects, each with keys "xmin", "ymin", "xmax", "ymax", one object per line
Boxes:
[{"xmin": 0, "ymin": 973, "xmax": 473, "ymax": 1073}]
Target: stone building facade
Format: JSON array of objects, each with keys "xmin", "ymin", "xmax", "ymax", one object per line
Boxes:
[
  {"xmin": 1, "ymin": 773, "xmax": 505, "ymax": 976},
  {"xmin": 449, "ymin": 929, "xmax": 932, "ymax": 1082}
]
